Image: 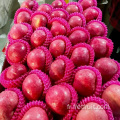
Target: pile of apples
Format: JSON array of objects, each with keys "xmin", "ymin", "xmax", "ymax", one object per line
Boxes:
[{"xmin": 0, "ymin": 0, "xmax": 120, "ymax": 119}]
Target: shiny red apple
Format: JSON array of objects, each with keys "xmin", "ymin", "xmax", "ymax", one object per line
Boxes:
[
  {"xmin": 17, "ymin": 11, "xmax": 31, "ymax": 24},
  {"xmin": 90, "ymin": 37, "xmax": 108, "ymax": 58},
  {"xmin": 9, "ymin": 24, "xmax": 28, "ymax": 40},
  {"xmin": 83, "ymin": 7, "xmax": 99, "ymax": 23},
  {"xmin": 37, "ymin": 4, "xmax": 52, "ymax": 14},
  {"xmin": 86, "ymin": 21, "xmax": 105, "ymax": 38},
  {"xmin": 73, "ymin": 69, "xmax": 96, "ymax": 96},
  {"xmin": 51, "ymin": 10, "xmax": 67, "ymax": 19},
  {"xmin": 27, "ymin": 49, "xmax": 46, "ymax": 70},
  {"xmin": 68, "ymin": 16, "xmax": 83, "ymax": 28},
  {"xmin": 66, "ymin": 5, "xmax": 79, "ymax": 14},
  {"xmin": 52, "ymin": 0, "xmax": 63, "ymax": 8},
  {"xmin": 69, "ymin": 29, "xmax": 88, "ymax": 45},
  {"xmin": 21, "ymin": 0, "xmax": 35, "ymax": 10},
  {"xmin": 76, "ymin": 102, "xmax": 109, "ymax": 120},
  {"xmin": 0, "ymin": 91, "xmax": 18, "ymax": 120},
  {"xmin": 30, "ymin": 30, "xmax": 46, "ymax": 47},
  {"xmin": 49, "ymin": 39, "xmax": 65, "ymax": 58},
  {"xmin": 31, "ymin": 14, "xmax": 48, "ymax": 30},
  {"xmin": 102, "ymin": 84, "xmax": 120, "ymax": 116},
  {"xmin": 46, "ymin": 85, "xmax": 71, "ymax": 115},
  {"xmin": 70, "ymin": 47, "xmax": 90, "ymax": 67},
  {"xmin": 5, "ymin": 64, "xmax": 27, "ymax": 80},
  {"xmin": 22, "ymin": 107, "xmax": 49, "ymax": 120},
  {"xmin": 7, "ymin": 42, "xmax": 27, "ymax": 63},
  {"xmin": 94, "ymin": 58, "xmax": 118, "ymax": 83},
  {"xmin": 50, "ymin": 21, "xmax": 67, "ymax": 36},
  {"xmin": 22, "ymin": 74, "xmax": 43, "ymax": 100},
  {"xmin": 80, "ymin": 0, "xmax": 95, "ymax": 10},
  {"xmin": 49, "ymin": 59, "xmax": 65, "ymax": 82}
]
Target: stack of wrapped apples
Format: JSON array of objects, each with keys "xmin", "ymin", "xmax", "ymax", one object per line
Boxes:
[{"xmin": 0, "ymin": 0, "xmax": 120, "ymax": 119}]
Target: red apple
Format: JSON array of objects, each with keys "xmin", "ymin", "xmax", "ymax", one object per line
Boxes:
[
  {"xmin": 9, "ymin": 24, "xmax": 28, "ymax": 40},
  {"xmin": 22, "ymin": 74, "xmax": 43, "ymax": 100},
  {"xmin": 46, "ymin": 85, "xmax": 71, "ymax": 115},
  {"xmin": 102, "ymin": 84, "xmax": 120, "ymax": 116},
  {"xmin": 30, "ymin": 30, "xmax": 46, "ymax": 47},
  {"xmin": 83, "ymin": 8, "xmax": 99, "ymax": 23},
  {"xmin": 52, "ymin": 0, "xmax": 63, "ymax": 8},
  {"xmin": 68, "ymin": 16, "xmax": 83, "ymax": 28},
  {"xmin": 49, "ymin": 39, "xmax": 65, "ymax": 58},
  {"xmin": 17, "ymin": 11, "xmax": 31, "ymax": 24},
  {"xmin": 76, "ymin": 102, "xmax": 108, "ymax": 120},
  {"xmin": 49, "ymin": 59, "xmax": 65, "ymax": 82},
  {"xmin": 69, "ymin": 30, "xmax": 88, "ymax": 45},
  {"xmin": 7, "ymin": 42, "xmax": 27, "ymax": 63},
  {"xmin": 70, "ymin": 47, "xmax": 90, "ymax": 67},
  {"xmin": 22, "ymin": 107, "xmax": 49, "ymax": 120},
  {"xmin": 94, "ymin": 58, "xmax": 118, "ymax": 83},
  {"xmin": 37, "ymin": 4, "xmax": 52, "ymax": 14},
  {"xmin": 66, "ymin": 5, "xmax": 79, "ymax": 14},
  {"xmin": 31, "ymin": 15, "xmax": 48, "ymax": 30},
  {"xmin": 80, "ymin": 0, "xmax": 94, "ymax": 10},
  {"xmin": 50, "ymin": 21, "xmax": 67, "ymax": 36},
  {"xmin": 21, "ymin": 0, "xmax": 35, "ymax": 9},
  {"xmin": 86, "ymin": 21, "xmax": 105, "ymax": 38},
  {"xmin": 90, "ymin": 37, "xmax": 108, "ymax": 58},
  {"xmin": 73, "ymin": 69, "xmax": 96, "ymax": 96},
  {"xmin": 27, "ymin": 49, "xmax": 46, "ymax": 70},
  {"xmin": 0, "ymin": 91, "xmax": 18, "ymax": 120},
  {"xmin": 5, "ymin": 64, "xmax": 27, "ymax": 80},
  {"xmin": 51, "ymin": 11, "xmax": 66, "ymax": 19}
]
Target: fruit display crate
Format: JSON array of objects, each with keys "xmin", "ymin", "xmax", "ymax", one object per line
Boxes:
[{"xmin": 0, "ymin": 0, "xmax": 120, "ymax": 120}]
